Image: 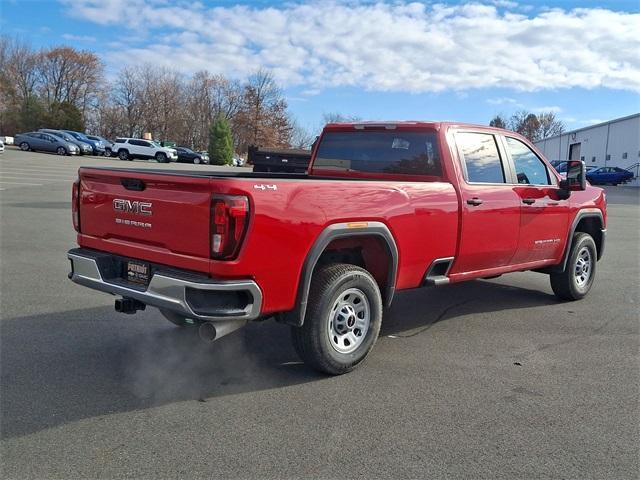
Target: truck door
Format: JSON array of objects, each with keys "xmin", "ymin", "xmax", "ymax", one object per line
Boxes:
[
  {"xmin": 503, "ymin": 136, "xmax": 569, "ymax": 264},
  {"xmin": 449, "ymin": 131, "xmax": 521, "ymax": 274}
]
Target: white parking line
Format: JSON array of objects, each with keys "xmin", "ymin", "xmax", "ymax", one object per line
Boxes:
[
  {"xmin": 0, "ymin": 175, "xmax": 74, "ymax": 182},
  {"xmin": 0, "ymin": 170, "xmax": 76, "ymax": 178},
  {"xmin": 0, "ymin": 181, "xmax": 44, "ymax": 186}
]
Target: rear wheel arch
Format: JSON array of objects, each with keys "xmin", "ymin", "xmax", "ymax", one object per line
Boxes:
[{"xmin": 280, "ymin": 221, "xmax": 398, "ymax": 327}]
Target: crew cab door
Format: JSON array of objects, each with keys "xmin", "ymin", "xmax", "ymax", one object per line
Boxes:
[
  {"xmin": 449, "ymin": 131, "xmax": 521, "ymax": 274},
  {"xmin": 502, "ymin": 136, "xmax": 569, "ymax": 264}
]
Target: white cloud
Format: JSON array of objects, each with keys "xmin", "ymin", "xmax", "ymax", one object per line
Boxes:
[
  {"xmin": 62, "ymin": 33, "xmax": 96, "ymax": 42},
  {"xmin": 531, "ymin": 105, "xmax": 563, "ymax": 113},
  {"xmin": 61, "ymin": 0, "xmax": 640, "ymax": 93}
]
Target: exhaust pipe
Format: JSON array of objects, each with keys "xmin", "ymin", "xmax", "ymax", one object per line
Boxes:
[
  {"xmin": 199, "ymin": 319, "xmax": 247, "ymax": 342},
  {"xmin": 115, "ymin": 297, "xmax": 146, "ymax": 314}
]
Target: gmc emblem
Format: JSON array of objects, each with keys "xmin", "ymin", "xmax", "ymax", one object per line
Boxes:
[{"xmin": 113, "ymin": 198, "xmax": 153, "ymax": 216}]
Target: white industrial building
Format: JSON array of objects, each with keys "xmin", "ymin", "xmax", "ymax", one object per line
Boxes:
[{"xmin": 534, "ymin": 113, "xmax": 640, "ymax": 185}]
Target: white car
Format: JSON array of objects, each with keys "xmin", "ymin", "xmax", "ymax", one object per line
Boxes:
[
  {"xmin": 0, "ymin": 136, "xmax": 14, "ymax": 145},
  {"xmin": 113, "ymin": 138, "xmax": 177, "ymax": 163},
  {"xmin": 0, "ymin": 140, "xmax": 4, "ymax": 153}
]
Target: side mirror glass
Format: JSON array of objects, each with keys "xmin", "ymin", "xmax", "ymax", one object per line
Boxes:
[{"xmin": 559, "ymin": 160, "xmax": 586, "ymax": 192}]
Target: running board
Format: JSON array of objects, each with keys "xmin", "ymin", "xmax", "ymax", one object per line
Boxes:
[{"xmin": 423, "ymin": 257, "xmax": 454, "ymax": 286}]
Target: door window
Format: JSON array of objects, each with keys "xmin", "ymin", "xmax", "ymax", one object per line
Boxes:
[
  {"xmin": 456, "ymin": 132, "xmax": 505, "ymax": 183},
  {"xmin": 505, "ymin": 137, "xmax": 551, "ymax": 185}
]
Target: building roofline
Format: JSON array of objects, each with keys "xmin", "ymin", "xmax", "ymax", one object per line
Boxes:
[{"xmin": 535, "ymin": 113, "xmax": 640, "ymax": 143}]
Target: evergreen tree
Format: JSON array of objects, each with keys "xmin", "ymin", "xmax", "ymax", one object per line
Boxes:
[{"xmin": 208, "ymin": 115, "xmax": 233, "ymax": 165}]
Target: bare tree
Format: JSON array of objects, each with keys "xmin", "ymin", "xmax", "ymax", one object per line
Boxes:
[
  {"xmin": 489, "ymin": 114, "xmax": 507, "ymax": 129},
  {"xmin": 537, "ymin": 111, "xmax": 565, "ymax": 139}
]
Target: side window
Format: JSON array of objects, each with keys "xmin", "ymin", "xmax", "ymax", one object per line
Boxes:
[
  {"xmin": 115, "ymin": 138, "xmax": 125, "ymax": 143},
  {"xmin": 505, "ymin": 137, "xmax": 551, "ymax": 185},
  {"xmin": 456, "ymin": 132, "xmax": 505, "ymax": 183}
]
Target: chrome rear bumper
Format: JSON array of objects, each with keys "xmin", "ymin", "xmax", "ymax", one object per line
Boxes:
[{"xmin": 68, "ymin": 249, "xmax": 262, "ymax": 322}]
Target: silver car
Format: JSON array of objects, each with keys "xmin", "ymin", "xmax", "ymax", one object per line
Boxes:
[
  {"xmin": 39, "ymin": 129, "xmax": 92, "ymax": 155},
  {"xmin": 15, "ymin": 132, "xmax": 79, "ymax": 155}
]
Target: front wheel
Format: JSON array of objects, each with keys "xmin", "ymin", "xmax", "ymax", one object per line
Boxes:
[
  {"xmin": 550, "ymin": 232, "xmax": 597, "ymax": 301},
  {"xmin": 156, "ymin": 152, "xmax": 168, "ymax": 163},
  {"xmin": 291, "ymin": 263, "xmax": 382, "ymax": 375},
  {"xmin": 194, "ymin": 157, "xmax": 201, "ymax": 164},
  {"xmin": 20, "ymin": 142, "xmax": 30, "ymax": 151},
  {"xmin": 105, "ymin": 148, "xmax": 112, "ymax": 157},
  {"xmin": 56, "ymin": 146, "xmax": 67, "ymax": 156}
]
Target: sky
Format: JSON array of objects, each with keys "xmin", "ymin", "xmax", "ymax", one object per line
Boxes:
[{"xmin": 2, "ymin": 0, "xmax": 639, "ymax": 132}]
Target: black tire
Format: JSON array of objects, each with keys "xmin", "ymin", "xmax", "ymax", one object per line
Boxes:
[
  {"xmin": 155, "ymin": 152, "xmax": 168, "ymax": 163},
  {"xmin": 550, "ymin": 232, "xmax": 597, "ymax": 301},
  {"xmin": 20, "ymin": 142, "xmax": 30, "ymax": 151},
  {"xmin": 194, "ymin": 156, "xmax": 201, "ymax": 164},
  {"xmin": 118, "ymin": 149, "xmax": 129, "ymax": 161},
  {"xmin": 56, "ymin": 146, "xmax": 67, "ymax": 156},
  {"xmin": 291, "ymin": 263, "xmax": 382, "ymax": 375},
  {"xmin": 105, "ymin": 148, "xmax": 112, "ymax": 157}
]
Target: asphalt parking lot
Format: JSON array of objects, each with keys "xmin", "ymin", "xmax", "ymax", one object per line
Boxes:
[{"xmin": 1, "ymin": 147, "xmax": 638, "ymax": 479}]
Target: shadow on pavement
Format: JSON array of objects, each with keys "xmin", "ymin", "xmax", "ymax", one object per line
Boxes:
[{"xmin": 1, "ymin": 279, "xmax": 557, "ymax": 439}]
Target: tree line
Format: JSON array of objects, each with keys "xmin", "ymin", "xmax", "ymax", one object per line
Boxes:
[
  {"xmin": 489, "ymin": 111, "xmax": 565, "ymax": 142},
  {"xmin": 0, "ymin": 36, "xmax": 298, "ymax": 155}
]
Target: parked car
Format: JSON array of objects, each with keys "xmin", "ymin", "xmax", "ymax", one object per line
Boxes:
[
  {"xmin": 86, "ymin": 135, "xmax": 115, "ymax": 157},
  {"xmin": 0, "ymin": 139, "xmax": 4, "ymax": 154},
  {"xmin": 113, "ymin": 138, "xmax": 177, "ymax": 162},
  {"xmin": 67, "ymin": 121, "xmax": 606, "ymax": 375},
  {"xmin": 174, "ymin": 146, "xmax": 208, "ymax": 164},
  {"xmin": 0, "ymin": 136, "xmax": 14, "ymax": 145},
  {"xmin": 198, "ymin": 151, "xmax": 210, "ymax": 163},
  {"xmin": 586, "ymin": 166, "xmax": 634, "ymax": 185},
  {"xmin": 39, "ymin": 129, "xmax": 92, "ymax": 155},
  {"xmin": 62, "ymin": 130, "xmax": 105, "ymax": 156},
  {"xmin": 15, "ymin": 131, "xmax": 79, "ymax": 155}
]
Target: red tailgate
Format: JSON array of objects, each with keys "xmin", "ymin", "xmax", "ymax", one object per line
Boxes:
[{"xmin": 77, "ymin": 168, "xmax": 212, "ymax": 271}]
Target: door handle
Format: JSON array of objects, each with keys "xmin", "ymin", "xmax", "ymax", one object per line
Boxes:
[
  {"xmin": 522, "ymin": 198, "xmax": 536, "ymax": 205},
  {"xmin": 466, "ymin": 197, "xmax": 483, "ymax": 206}
]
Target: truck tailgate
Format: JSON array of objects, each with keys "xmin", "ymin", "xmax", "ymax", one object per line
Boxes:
[{"xmin": 78, "ymin": 169, "xmax": 212, "ymax": 269}]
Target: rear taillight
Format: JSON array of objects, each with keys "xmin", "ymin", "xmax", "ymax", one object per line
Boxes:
[
  {"xmin": 72, "ymin": 179, "xmax": 80, "ymax": 232},
  {"xmin": 211, "ymin": 195, "xmax": 249, "ymax": 259}
]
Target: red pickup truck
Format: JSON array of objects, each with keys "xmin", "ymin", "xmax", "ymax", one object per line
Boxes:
[{"xmin": 68, "ymin": 121, "xmax": 606, "ymax": 374}]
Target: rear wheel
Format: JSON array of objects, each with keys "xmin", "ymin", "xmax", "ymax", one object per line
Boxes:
[
  {"xmin": 56, "ymin": 146, "xmax": 67, "ymax": 155},
  {"xmin": 550, "ymin": 232, "xmax": 597, "ymax": 300},
  {"xmin": 291, "ymin": 263, "xmax": 382, "ymax": 375},
  {"xmin": 20, "ymin": 142, "xmax": 30, "ymax": 151},
  {"xmin": 156, "ymin": 152, "xmax": 168, "ymax": 163},
  {"xmin": 118, "ymin": 149, "xmax": 129, "ymax": 161}
]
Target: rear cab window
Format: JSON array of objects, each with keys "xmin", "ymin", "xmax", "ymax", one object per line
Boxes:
[
  {"xmin": 456, "ymin": 132, "xmax": 506, "ymax": 184},
  {"xmin": 313, "ymin": 130, "xmax": 441, "ymax": 178}
]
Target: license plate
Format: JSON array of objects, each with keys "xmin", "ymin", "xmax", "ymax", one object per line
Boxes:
[{"xmin": 126, "ymin": 260, "xmax": 150, "ymax": 285}]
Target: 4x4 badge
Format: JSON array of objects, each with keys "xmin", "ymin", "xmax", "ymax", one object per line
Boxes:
[{"xmin": 253, "ymin": 184, "xmax": 277, "ymax": 191}]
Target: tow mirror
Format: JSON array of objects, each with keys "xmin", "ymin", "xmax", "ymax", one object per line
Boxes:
[{"xmin": 558, "ymin": 160, "xmax": 586, "ymax": 198}]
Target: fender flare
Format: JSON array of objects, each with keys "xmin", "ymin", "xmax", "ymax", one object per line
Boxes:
[
  {"xmin": 284, "ymin": 221, "xmax": 399, "ymax": 327},
  {"xmin": 557, "ymin": 209, "xmax": 604, "ymax": 272}
]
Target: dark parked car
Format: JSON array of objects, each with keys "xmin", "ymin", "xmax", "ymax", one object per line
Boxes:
[
  {"xmin": 39, "ymin": 129, "xmax": 92, "ymax": 155},
  {"xmin": 63, "ymin": 130, "xmax": 105, "ymax": 155},
  {"xmin": 86, "ymin": 134, "xmax": 114, "ymax": 157},
  {"xmin": 15, "ymin": 132, "xmax": 79, "ymax": 155},
  {"xmin": 586, "ymin": 166, "xmax": 634, "ymax": 185},
  {"xmin": 174, "ymin": 146, "xmax": 208, "ymax": 164}
]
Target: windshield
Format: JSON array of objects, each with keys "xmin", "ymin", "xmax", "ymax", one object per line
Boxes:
[{"xmin": 314, "ymin": 130, "xmax": 441, "ymax": 176}]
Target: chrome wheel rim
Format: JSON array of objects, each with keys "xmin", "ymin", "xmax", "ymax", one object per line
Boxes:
[
  {"xmin": 20, "ymin": 143, "xmax": 28, "ymax": 151},
  {"xmin": 57, "ymin": 147, "xmax": 65, "ymax": 155},
  {"xmin": 327, "ymin": 288, "xmax": 370, "ymax": 354},
  {"xmin": 574, "ymin": 247, "xmax": 592, "ymax": 288}
]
